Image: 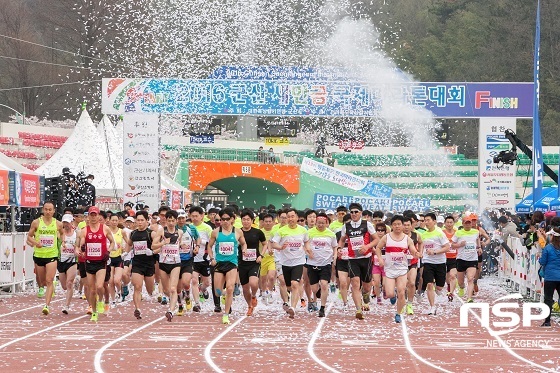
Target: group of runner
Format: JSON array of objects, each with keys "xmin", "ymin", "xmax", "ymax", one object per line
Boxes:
[{"xmin": 28, "ymin": 201, "xmax": 489, "ymax": 324}]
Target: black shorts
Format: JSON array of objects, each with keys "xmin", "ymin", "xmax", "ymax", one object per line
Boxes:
[
  {"xmin": 193, "ymin": 261, "xmax": 211, "ymax": 277},
  {"xmin": 336, "ymin": 259, "xmax": 349, "ymax": 274},
  {"xmin": 109, "ymin": 256, "xmax": 124, "ymax": 268},
  {"xmin": 422, "ymin": 263, "xmax": 447, "ymax": 288},
  {"xmin": 78, "ymin": 262, "xmax": 87, "ymax": 278},
  {"xmin": 348, "ymin": 258, "xmax": 373, "ymax": 283},
  {"xmin": 214, "ymin": 261, "xmax": 237, "ymax": 275},
  {"xmin": 159, "ymin": 262, "xmax": 181, "ymax": 275},
  {"xmin": 408, "ymin": 264, "xmax": 418, "ymax": 271},
  {"xmin": 131, "ymin": 260, "xmax": 155, "ymax": 277},
  {"xmin": 457, "ymin": 259, "xmax": 479, "ymax": 272},
  {"xmin": 239, "ymin": 262, "xmax": 260, "ymax": 285},
  {"xmin": 85, "ymin": 260, "xmax": 106, "ymax": 275},
  {"xmin": 33, "ymin": 256, "xmax": 57, "ymax": 267},
  {"xmin": 282, "ymin": 264, "xmax": 304, "ymax": 284},
  {"xmin": 446, "ymin": 258, "xmax": 457, "ymax": 273},
  {"xmin": 57, "ymin": 261, "xmax": 76, "ymax": 274},
  {"xmin": 478, "ymin": 254, "xmax": 483, "ymax": 263},
  {"xmin": 180, "ymin": 258, "xmax": 194, "ymax": 276},
  {"xmin": 123, "ymin": 260, "xmax": 131, "ymax": 267},
  {"xmin": 305, "ymin": 264, "xmax": 332, "ymax": 285},
  {"xmin": 104, "ymin": 264, "xmax": 111, "ymax": 282}
]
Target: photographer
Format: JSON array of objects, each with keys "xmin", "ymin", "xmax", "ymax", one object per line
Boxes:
[{"xmin": 538, "ymin": 227, "xmax": 560, "ymax": 327}]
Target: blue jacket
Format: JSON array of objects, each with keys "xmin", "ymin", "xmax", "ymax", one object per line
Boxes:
[{"xmin": 538, "ymin": 244, "xmax": 560, "ymax": 282}]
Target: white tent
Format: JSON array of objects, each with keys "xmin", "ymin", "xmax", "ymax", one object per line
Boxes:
[{"xmin": 36, "ymin": 109, "xmax": 122, "ymax": 197}]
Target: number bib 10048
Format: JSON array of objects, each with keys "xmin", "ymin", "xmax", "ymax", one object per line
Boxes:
[{"xmin": 218, "ymin": 242, "xmax": 234, "ymax": 256}]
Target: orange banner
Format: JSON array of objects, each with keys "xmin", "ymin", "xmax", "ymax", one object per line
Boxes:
[
  {"xmin": 189, "ymin": 160, "xmax": 300, "ymax": 194},
  {"xmin": 0, "ymin": 170, "xmax": 8, "ymax": 206}
]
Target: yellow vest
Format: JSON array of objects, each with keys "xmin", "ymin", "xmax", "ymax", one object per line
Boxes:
[{"xmin": 34, "ymin": 217, "xmax": 59, "ymax": 258}]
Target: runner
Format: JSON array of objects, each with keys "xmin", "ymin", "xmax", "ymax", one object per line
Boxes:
[
  {"xmin": 271, "ymin": 208, "xmax": 313, "ymax": 319},
  {"xmin": 189, "ymin": 206, "xmax": 215, "ymax": 311},
  {"xmin": 451, "ymin": 214, "xmax": 481, "ymax": 303},
  {"xmin": 207, "ymin": 208, "xmax": 248, "ymax": 324},
  {"xmin": 420, "ymin": 213, "xmax": 450, "ymax": 315},
  {"xmin": 26, "ymin": 201, "xmax": 63, "ymax": 315},
  {"xmin": 335, "ymin": 213, "xmax": 351, "ymax": 309},
  {"xmin": 337, "ymin": 203, "xmax": 378, "ymax": 319},
  {"xmin": 177, "ymin": 210, "xmax": 201, "ymax": 314},
  {"xmin": 75, "ymin": 206, "xmax": 115, "ymax": 322},
  {"xmin": 372, "ymin": 223, "xmax": 388, "ymax": 305},
  {"xmin": 121, "ymin": 216, "xmax": 135, "ymax": 301},
  {"xmin": 58, "ymin": 214, "xmax": 78, "ymax": 315},
  {"xmin": 376, "ymin": 215, "xmax": 418, "ymax": 323},
  {"xmin": 474, "ymin": 215, "xmax": 490, "ymax": 294},
  {"xmin": 108, "ymin": 214, "xmax": 127, "ymax": 306},
  {"xmin": 443, "ymin": 216, "xmax": 458, "ymax": 301},
  {"xmin": 307, "ymin": 212, "xmax": 337, "ymax": 317},
  {"xmin": 239, "ymin": 210, "xmax": 267, "ymax": 316},
  {"xmin": 272, "ymin": 209, "xmax": 290, "ymax": 309},
  {"xmin": 152, "ymin": 206, "xmax": 169, "ymax": 302},
  {"xmin": 329, "ymin": 206, "xmax": 347, "ymax": 233},
  {"xmin": 124, "ymin": 210, "xmax": 161, "ymax": 319},
  {"xmin": 159, "ymin": 210, "xmax": 183, "ymax": 321},
  {"xmin": 259, "ymin": 213, "xmax": 276, "ymax": 305},
  {"xmin": 403, "ymin": 216, "xmax": 423, "ymax": 315}
]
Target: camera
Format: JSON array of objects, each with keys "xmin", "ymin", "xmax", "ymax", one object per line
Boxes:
[{"xmin": 493, "ymin": 150, "xmax": 517, "ymax": 165}]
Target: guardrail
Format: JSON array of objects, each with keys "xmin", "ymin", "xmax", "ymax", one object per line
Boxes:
[{"xmin": 0, "ymin": 233, "xmax": 36, "ymax": 293}]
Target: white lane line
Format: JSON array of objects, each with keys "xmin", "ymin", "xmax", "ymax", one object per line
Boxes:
[
  {"xmin": 94, "ymin": 316, "xmax": 165, "ymax": 373},
  {"xmin": 457, "ymin": 297, "xmax": 558, "ymax": 373},
  {"xmin": 0, "ymin": 299, "xmax": 62, "ymax": 319},
  {"xmin": 401, "ymin": 318, "xmax": 453, "ymax": 373},
  {"xmin": 307, "ymin": 302, "xmax": 340, "ymax": 373},
  {"xmin": 203, "ymin": 316, "xmax": 247, "ymax": 373},
  {"xmin": 0, "ymin": 314, "xmax": 87, "ymax": 350}
]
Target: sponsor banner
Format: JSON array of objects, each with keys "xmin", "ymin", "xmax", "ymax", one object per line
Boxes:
[
  {"xmin": 16, "ymin": 173, "xmax": 42, "ymax": 208},
  {"xmin": 0, "ymin": 170, "xmax": 9, "ymax": 206},
  {"xmin": 123, "ymin": 114, "xmax": 160, "ymax": 210},
  {"xmin": 171, "ymin": 190, "xmax": 182, "ymax": 210},
  {"xmin": 338, "ymin": 140, "xmax": 364, "ymax": 150},
  {"xmin": 479, "ymin": 118, "xmax": 517, "ymax": 212},
  {"xmin": 264, "ymin": 137, "xmax": 289, "ymax": 146},
  {"xmin": 301, "ymin": 158, "xmax": 392, "ymax": 199},
  {"xmin": 313, "ymin": 193, "xmax": 391, "ymax": 211},
  {"xmin": 0, "ymin": 235, "xmax": 13, "ymax": 283},
  {"xmin": 391, "ymin": 198, "xmax": 431, "ymax": 212},
  {"xmin": 102, "ymin": 78, "xmax": 533, "ymax": 118},
  {"xmin": 190, "ymin": 134, "xmax": 214, "ymax": 144}
]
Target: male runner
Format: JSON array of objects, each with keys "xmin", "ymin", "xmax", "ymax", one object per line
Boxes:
[
  {"xmin": 177, "ymin": 210, "xmax": 200, "ymax": 314},
  {"xmin": 159, "ymin": 210, "xmax": 183, "ymax": 321},
  {"xmin": 58, "ymin": 214, "xmax": 78, "ymax": 314},
  {"xmin": 403, "ymin": 217, "xmax": 423, "ymax": 315},
  {"xmin": 259, "ymin": 214, "xmax": 276, "ymax": 304},
  {"xmin": 443, "ymin": 216, "xmax": 458, "ymax": 301},
  {"xmin": 189, "ymin": 206, "xmax": 215, "ymax": 311},
  {"xmin": 239, "ymin": 210, "xmax": 266, "ymax": 316},
  {"xmin": 451, "ymin": 214, "xmax": 481, "ymax": 303}
]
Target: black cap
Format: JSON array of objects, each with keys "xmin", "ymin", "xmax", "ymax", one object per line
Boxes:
[{"xmin": 498, "ymin": 216, "xmax": 508, "ymax": 224}]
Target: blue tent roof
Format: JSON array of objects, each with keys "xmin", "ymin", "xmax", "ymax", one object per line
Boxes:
[{"xmin": 515, "ymin": 187, "xmax": 557, "ymax": 213}]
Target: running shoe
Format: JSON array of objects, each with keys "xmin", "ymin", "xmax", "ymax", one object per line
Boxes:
[
  {"xmin": 82, "ymin": 293, "xmax": 87, "ymax": 300},
  {"xmin": 355, "ymin": 311, "xmax": 364, "ymax": 320},
  {"xmin": 300, "ymin": 298, "xmax": 306, "ymax": 308},
  {"xmin": 467, "ymin": 298, "xmax": 474, "ymax": 303},
  {"xmin": 161, "ymin": 296, "xmax": 168, "ymax": 305},
  {"xmin": 362, "ymin": 303, "xmax": 370, "ymax": 312},
  {"xmin": 157, "ymin": 294, "xmax": 163, "ymax": 303},
  {"xmin": 111, "ymin": 301, "xmax": 117, "ymax": 308},
  {"xmin": 233, "ymin": 284, "xmax": 241, "ymax": 297},
  {"xmin": 390, "ymin": 297, "xmax": 397, "ymax": 305},
  {"xmin": 246, "ymin": 306, "xmax": 254, "ymax": 316},
  {"xmin": 192, "ymin": 304, "xmax": 201, "ymax": 313},
  {"xmin": 267, "ymin": 292, "xmax": 274, "ymax": 304},
  {"xmin": 447, "ymin": 292, "xmax": 454, "ymax": 302},
  {"xmin": 318, "ymin": 308, "xmax": 325, "ymax": 318},
  {"xmin": 282, "ymin": 303, "xmax": 290, "ymax": 313},
  {"xmin": 214, "ymin": 305, "xmax": 222, "ymax": 313},
  {"xmin": 220, "ymin": 295, "xmax": 226, "ymax": 305},
  {"xmin": 37, "ymin": 287, "xmax": 45, "ymax": 298},
  {"xmin": 311, "ymin": 302, "xmax": 319, "ymax": 312},
  {"xmin": 165, "ymin": 311, "xmax": 173, "ymax": 322},
  {"xmin": 186, "ymin": 297, "xmax": 192, "ymax": 311},
  {"xmin": 42, "ymin": 305, "xmax": 49, "ymax": 315},
  {"xmin": 96, "ymin": 301, "xmax": 105, "ymax": 314},
  {"xmin": 251, "ymin": 296, "xmax": 258, "ymax": 308},
  {"xmin": 104, "ymin": 303, "xmax": 110, "ymax": 313},
  {"xmin": 541, "ymin": 321, "xmax": 551, "ymax": 327},
  {"xmin": 330, "ymin": 282, "xmax": 337, "ymax": 293},
  {"xmin": 415, "ymin": 291, "xmax": 423, "ymax": 302},
  {"xmin": 122, "ymin": 285, "xmax": 129, "ymax": 297},
  {"xmin": 363, "ymin": 293, "xmax": 371, "ymax": 305},
  {"xmin": 395, "ymin": 313, "xmax": 402, "ymax": 323},
  {"xmin": 222, "ymin": 314, "xmax": 230, "ymax": 325},
  {"xmin": 428, "ymin": 306, "xmax": 437, "ymax": 315},
  {"xmin": 406, "ymin": 303, "xmax": 414, "ymax": 315},
  {"xmin": 553, "ymin": 302, "xmax": 560, "ymax": 312},
  {"xmin": 474, "ymin": 283, "xmax": 479, "ymax": 293},
  {"xmin": 202, "ymin": 289, "xmax": 209, "ymax": 300},
  {"xmin": 134, "ymin": 309, "xmax": 142, "ymax": 319},
  {"xmin": 86, "ymin": 306, "xmax": 92, "ymax": 315},
  {"xmin": 62, "ymin": 307, "xmax": 68, "ymax": 315},
  {"xmin": 177, "ymin": 305, "xmax": 184, "ymax": 316},
  {"xmin": 307, "ymin": 303, "xmax": 314, "ymax": 313},
  {"xmin": 287, "ymin": 307, "xmax": 295, "ymax": 319},
  {"xmin": 458, "ymin": 287, "xmax": 465, "ymax": 297},
  {"xmin": 90, "ymin": 312, "xmax": 98, "ymax": 322}
]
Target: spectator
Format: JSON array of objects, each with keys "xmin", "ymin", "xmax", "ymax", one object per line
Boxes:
[
  {"xmin": 498, "ymin": 216, "xmax": 520, "ymax": 243},
  {"xmin": 257, "ymin": 146, "xmax": 265, "ymax": 163},
  {"xmin": 538, "ymin": 227, "xmax": 560, "ymax": 327},
  {"xmin": 268, "ymin": 147, "xmax": 275, "ymax": 164}
]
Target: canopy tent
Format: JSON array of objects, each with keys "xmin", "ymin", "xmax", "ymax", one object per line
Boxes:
[
  {"xmin": 0, "ymin": 151, "xmax": 44, "ymax": 208},
  {"xmin": 515, "ymin": 187, "xmax": 557, "ymax": 213}
]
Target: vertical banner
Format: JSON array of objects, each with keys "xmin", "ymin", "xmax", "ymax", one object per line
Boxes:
[
  {"xmin": 123, "ymin": 114, "xmax": 160, "ymax": 211},
  {"xmin": 532, "ymin": 0, "xmax": 543, "ymax": 207},
  {"xmin": 0, "ymin": 235, "xmax": 13, "ymax": 283},
  {"xmin": 478, "ymin": 118, "xmax": 517, "ymax": 212},
  {"xmin": 0, "ymin": 170, "xmax": 9, "ymax": 206},
  {"xmin": 171, "ymin": 191, "xmax": 182, "ymax": 210},
  {"xmin": 17, "ymin": 173, "xmax": 42, "ymax": 207}
]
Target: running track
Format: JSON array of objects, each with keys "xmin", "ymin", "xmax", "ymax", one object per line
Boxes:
[{"xmin": 0, "ymin": 279, "xmax": 558, "ymax": 373}]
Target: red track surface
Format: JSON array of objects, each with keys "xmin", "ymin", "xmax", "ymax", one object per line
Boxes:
[{"xmin": 0, "ymin": 278, "xmax": 558, "ymax": 373}]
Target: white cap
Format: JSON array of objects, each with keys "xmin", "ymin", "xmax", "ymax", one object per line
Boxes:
[
  {"xmin": 326, "ymin": 209, "xmax": 335, "ymax": 215},
  {"xmin": 61, "ymin": 214, "xmax": 74, "ymax": 223},
  {"xmin": 125, "ymin": 217, "xmax": 135, "ymax": 223},
  {"xmin": 436, "ymin": 216, "xmax": 445, "ymax": 224},
  {"xmin": 178, "ymin": 212, "xmax": 187, "ymax": 218}
]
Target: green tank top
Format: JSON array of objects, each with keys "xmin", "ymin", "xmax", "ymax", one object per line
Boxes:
[{"xmin": 34, "ymin": 217, "xmax": 59, "ymax": 258}]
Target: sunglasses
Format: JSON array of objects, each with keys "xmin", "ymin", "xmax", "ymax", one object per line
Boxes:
[
  {"xmin": 350, "ymin": 210, "xmax": 361, "ymax": 214},
  {"xmin": 214, "ymin": 219, "xmax": 221, "ymax": 222},
  {"xmin": 221, "ymin": 217, "xmax": 232, "ymax": 221},
  {"xmin": 298, "ymin": 219, "xmax": 305, "ymax": 222},
  {"xmin": 377, "ymin": 230, "xmax": 386, "ymax": 232}
]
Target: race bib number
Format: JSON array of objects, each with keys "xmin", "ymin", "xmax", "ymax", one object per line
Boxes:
[
  {"xmin": 243, "ymin": 248, "xmax": 257, "ymax": 261},
  {"xmin": 161, "ymin": 244, "xmax": 180, "ymax": 263},
  {"xmin": 39, "ymin": 235, "xmax": 55, "ymax": 248},
  {"xmin": 86, "ymin": 242, "xmax": 102, "ymax": 257},
  {"xmin": 465, "ymin": 242, "xmax": 476, "ymax": 253},
  {"xmin": 285, "ymin": 241, "xmax": 303, "ymax": 252},
  {"xmin": 349, "ymin": 236, "xmax": 364, "ymax": 249},
  {"xmin": 448, "ymin": 247, "xmax": 457, "ymax": 254},
  {"xmin": 424, "ymin": 242, "xmax": 434, "ymax": 251},
  {"xmin": 62, "ymin": 243, "xmax": 75, "ymax": 255},
  {"xmin": 341, "ymin": 247, "xmax": 349, "ymax": 260},
  {"xmin": 387, "ymin": 251, "xmax": 406, "ymax": 266},
  {"xmin": 133, "ymin": 241, "xmax": 148, "ymax": 255},
  {"xmin": 218, "ymin": 242, "xmax": 234, "ymax": 256}
]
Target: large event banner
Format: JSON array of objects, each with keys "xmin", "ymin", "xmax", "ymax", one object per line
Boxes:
[
  {"xmin": 102, "ymin": 78, "xmax": 533, "ymax": 118},
  {"xmin": 478, "ymin": 118, "xmax": 517, "ymax": 212},
  {"xmin": 313, "ymin": 193, "xmax": 392, "ymax": 211},
  {"xmin": 301, "ymin": 158, "xmax": 392, "ymax": 199},
  {"xmin": 123, "ymin": 114, "xmax": 160, "ymax": 210}
]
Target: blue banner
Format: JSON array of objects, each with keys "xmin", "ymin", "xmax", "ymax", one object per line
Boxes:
[
  {"xmin": 313, "ymin": 193, "xmax": 430, "ymax": 212},
  {"xmin": 102, "ymin": 78, "xmax": 534, "ymax": 118},
  {"xmin": 532, "ymin": 0, "xmax": 543, "ymax": 207},
  {"xmin": 391, "ymin": 198, "xmax": 431, "ymax": 212},
  {"xmin": 190, "ymin": 134, "xmax": 214, "ymax": 144}
]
